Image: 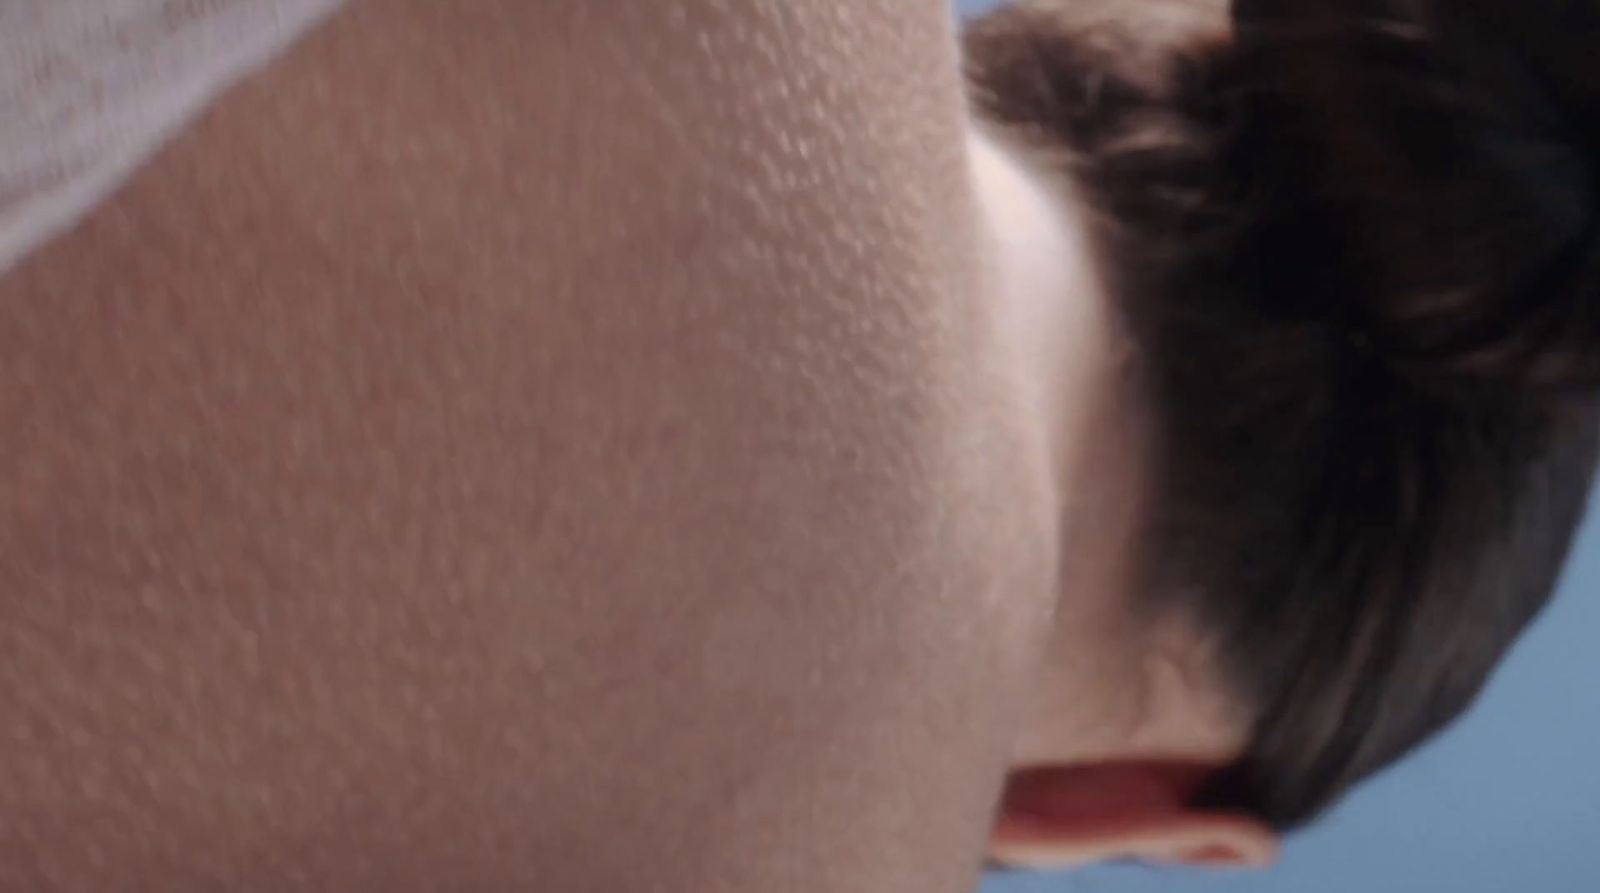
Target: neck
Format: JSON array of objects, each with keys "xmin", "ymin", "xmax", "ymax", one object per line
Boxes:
[
  {"xmin": 967, "ymin": 125, "xmax": 1113, "ymax": 509},
  {"xmin": 969, "ymin": 124, "xmax": 1162, "ymax": 766}
]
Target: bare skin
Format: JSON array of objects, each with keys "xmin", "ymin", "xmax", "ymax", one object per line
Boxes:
[{"xmin": 0, "ymin": 2, "xmax": 1069, "ymax": 890}]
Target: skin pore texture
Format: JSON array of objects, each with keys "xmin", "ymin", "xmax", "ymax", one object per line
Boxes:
[
  {"xmin": 0, "ymin": 0, "xmax": 1259, "ymax": 888},
  {"xmin": 0, "ymin": 2, "xmax": 1070, "ymax": 891}
]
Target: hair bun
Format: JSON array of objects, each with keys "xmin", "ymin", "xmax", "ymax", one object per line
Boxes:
[{"xmin": 1224, "ymin": 0, "xmax": 1600, "ymax": 398}]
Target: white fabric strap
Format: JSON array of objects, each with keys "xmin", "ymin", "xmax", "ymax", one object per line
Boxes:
[{"xmin": 0, "ymin": 0, "xmax": 344, "ymax": 274}]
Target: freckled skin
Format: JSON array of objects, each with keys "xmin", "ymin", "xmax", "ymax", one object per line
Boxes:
[{"xmin": 0, "ymin": 3, "xmax": 1063, "ymax": 892}]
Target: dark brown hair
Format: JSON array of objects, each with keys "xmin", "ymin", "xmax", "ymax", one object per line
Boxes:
[{"xmin": 963, "ymin": 0, "xmax": 1600, "ymax": 828}]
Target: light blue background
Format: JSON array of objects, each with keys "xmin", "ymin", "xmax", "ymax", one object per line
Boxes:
[{"xmin": 957, "ymin": 2, "xmax": 1600, "ymax": 891}]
